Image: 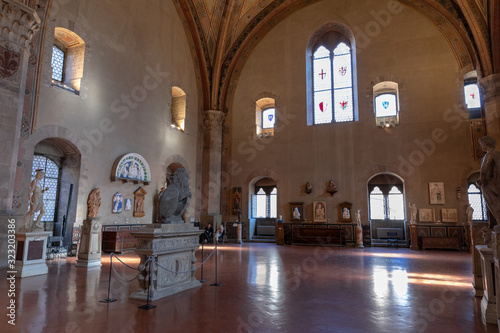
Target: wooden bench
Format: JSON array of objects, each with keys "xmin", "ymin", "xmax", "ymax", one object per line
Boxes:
[{"xmin": 421, "ymin": 237, "xmax": 460, "ymax": 250}]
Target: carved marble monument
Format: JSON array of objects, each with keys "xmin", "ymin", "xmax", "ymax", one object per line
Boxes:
[
  {"xmin": 130, "ymin": 223, "xmax": 203, "ymax": 301},
  {"xmin": 158, "ymin": 168, "xmax": 191, "ymax": 224},
  {"xmin": 76, "ymin": 189, "xmax": 103, "ymax": 268}
]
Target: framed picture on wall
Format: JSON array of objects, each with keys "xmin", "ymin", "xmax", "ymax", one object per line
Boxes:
[
  {"xmin": 419, "ymin": 208, "xmax": 435, "ymax": 222},
  {"xmin": 429, "ymin": 182, "xmax": 445, "ymax": 204},
  {"xmin": 441, "ymin": 209, "xmax": 458, "ymax": 223},
  {"xmin": 338, "ymin": 201, "xmax": 352, "ymax": 222},
  {"xmin": 290, "ymin": 202, "xmax": 304, "ymax": 221},
  {"xmin": 313, "ymin": 201, "xmax": 327, "ymax": 222}
]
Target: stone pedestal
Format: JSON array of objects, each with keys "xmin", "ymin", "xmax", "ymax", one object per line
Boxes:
[
  {"xmin": 472, "ymin": 222, "xmax": 490, "ymax": 296},
  {"xmin": 129, "ymin": 223, "xmax": 203, "ymax": 301},
  {"xmin": 479, "ymin": 246, "xmax": 497, "ymax": 324},
  {"xmin": 409, "ymin": 224, "xmax": 419, "ymax": 250},
  {"xmin": 355, "ymin": 226, "xmax": 364, "ymax": 248},
  {"xmin": 76, "ymin": 218, "xmax": 102, "ymax": 268},
  {"xmin": 14, "ymin": 231, "xmax": 51, "ymax": 278}
]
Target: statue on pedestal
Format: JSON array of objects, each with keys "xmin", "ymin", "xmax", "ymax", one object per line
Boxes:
[
  {"xmin": 466, "ymin": 204, "xmax": 474, "ymax": 224},
  {"xmin": 158, "ymin": 168, "xmax": 192, "ymax": 224},
  {"xmin": 477, "ymin": 136, "xmax": 500, "ymax": 228},
  {"xmin": 409, "ymin": 203, "xmax": 417, "ymax": 224},
  {"xmin": 87, "ymin": 188, "xmax": 101, "ymax": 218},
  {"xmin": 20, "ymin": 169, "xmax": 48, "ymax": 232}
]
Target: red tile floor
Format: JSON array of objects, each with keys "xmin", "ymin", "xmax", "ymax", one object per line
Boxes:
[{"xmin": 1, "ymin": 243, "xmax": 498, "ymax": 333}]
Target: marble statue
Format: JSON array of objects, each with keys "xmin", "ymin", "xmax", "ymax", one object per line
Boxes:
[
  {"xmin": 158, "ymin": 168, "xmax": 192, "ymax": 223},
  {"xmin": 305, "ymin": 182, "xmax": 312, "ymax": 194},
  {"xmin": 87, "ymin": 188, "xmax": 101, "ymax": 218},
  {"xmin": 355, "ymin": 209, "xmax": 361, "ymax": 226},
  {"xmin": 409, "ymin": 203, "xmax": 417, "ymax": 224},
  {"xmin": 20, "ymin": 169, "xmax": 48, "ymax": 232},
  {"xmin": 477, "ymin": 136, "xmax": 500, "ymax": 228},
  {"xmin": 466, "ymin": 204, "xmax": 474, "ymax": 224}
]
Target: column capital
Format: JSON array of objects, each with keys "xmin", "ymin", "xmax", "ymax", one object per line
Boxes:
[
  {"xmin": 1, "ymin": 0, "xmax": 40, "ymax": 49},
  {"xmin": 479, "ymin": 74, "xmax": 500, "ymax": 104},
  {"xmin": 203, "ymin": 110, "xmax": 225, "ymax": 132}
]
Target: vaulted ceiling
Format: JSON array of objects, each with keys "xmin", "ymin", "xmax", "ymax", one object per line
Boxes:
[{"xmin": 173, "ymin": 0, "xmax": 498, "ymax": 111}]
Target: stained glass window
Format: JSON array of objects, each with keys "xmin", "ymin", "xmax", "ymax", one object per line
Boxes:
[
  {"xmin": 262, "ymin": 108, "xmax": 275, "ymax": 129},
  {"xmin": 375, "ymin": 93, "xmax": 397, "ymax": 117},
  {"xmin": 468, "ymin": 183, "xmax": 487, "ymax": 221},
  {"xmin": 312, "ymin": 41, "xmax": 354, "ymax": 124},
  {"xmin": 464, "ymin": 83, "xmax": 481, "ymax": 109},
  {"xmin": 51, "ymin": 45, "xmax": 65, "ymax": 82},
  {"xmin": 31, "ymin": 155, "xmax": 60, "ymax": 222}
]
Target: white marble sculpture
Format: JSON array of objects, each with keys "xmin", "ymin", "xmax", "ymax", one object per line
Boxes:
[{"xmin": 20, "ymin": 169, "xmax": 48, "ymax": 232}]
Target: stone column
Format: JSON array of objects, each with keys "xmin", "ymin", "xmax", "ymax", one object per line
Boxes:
[
  {"xmin": 0, "ymin": 0, "xmax": 40, "ymax": 268},
  {"xmin": 479, "ymin": 74, "xmax": 500, "ymax": 140},
  {"xmin": 201, "ymin": 110, "xmax": 225, "ymax": 226},
  {"xmin": 471, "ymin": 221, "xmax": 489, "ymax": 296}
]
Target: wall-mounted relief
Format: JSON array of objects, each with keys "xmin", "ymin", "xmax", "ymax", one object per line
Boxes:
[
  {"xmin": 111, "ymin": 153, "xmax": 151, "ymax": 185},
  {"xmin": 338, "ymin": 201, "xmax": 352, "ymax": 222},
  {"xmin": 134, "ymin": 187, "xmax": 147, "ymax": 218},
  {"xmin": 290, "ymin": 202, "xmax": 304, "ymax": 221},
  {"xmin": 419, "ymin": 208, "xmax": 435, "ymax": 222},
  {"xmin": 429, "ymin": 182, "xmax": 445, "ymax": 204},
  {"xmin": 441, "ymin": 209, "xmax": 458, "ymax": 223},
  {"xmin": 232, "ymin": 187, "xmax": 241, "ymax": 215},
  {"xmin": 112, "ymin": 192, "xmax": 123, "ymax": 214},
  {"xmin": 124, "ymin": 198, "xmax": 132, "ymax": 211},
  {"xmin": 313, "ymin": 201, "xmax": 327, "ymax": 222}
]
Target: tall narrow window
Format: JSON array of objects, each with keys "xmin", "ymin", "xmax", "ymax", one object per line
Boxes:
[
  {"xmin": 171, "ymin": 86, "xmax": 186, "ymax": 131},
  {"xmin": 32, "ymin": 155, "xmax": 60, "ymax": 222},
  {"xmin": 373, "ymin": 81, "xmax": 400, "ymax": 127},
  {"xmin": 464, "ymin": 71, "xmax": 482, "ymax": 119},
  {"xmin": 468, "ymin": 183, "xmax": 487, "ymax": 221},
  {"xmin": 51, "ymin": 45, "xmax": 65, "ymax": 82},
  {"xmin": 52, "ymin": 28, "xmax": 85, "ymax": 93},
  {"xmin": 256, "ymin": 97, "xmax": 276, "ymax": 137},
  {"xmin": 312, "ymin": 31, "xmax": 354, "ymax": 125}
]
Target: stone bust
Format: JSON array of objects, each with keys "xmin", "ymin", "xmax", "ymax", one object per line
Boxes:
[
  {"xmin": 477, "ymin": 136, "xmax": 500, "ymax": 228},
  {"xmin": 158, "ymin": 168, "xmax": 192, "ymax": 224}
]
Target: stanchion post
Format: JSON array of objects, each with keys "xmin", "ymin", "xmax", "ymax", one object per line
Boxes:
[
  {"xmin": 200, "ymin": 241, "xmax": 207, "ymax": 282},
  {"xmin": 138, "ymin": 257, "xmax": 157, "ymax": 310},
  {"xmin": 100, "ymin": 253, "xmax": 117, "ymax": 303},
  {"xmin": 210, "ymin": 245, "xmax": 222, "ymax": 287}
]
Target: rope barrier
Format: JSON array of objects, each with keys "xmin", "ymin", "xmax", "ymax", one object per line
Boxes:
[
  {"xmin": 110, "ymin": 252, "xmax": 141, "ymax": 270},
  {"xmin": 109, "ymin": 253, "xmax": 149, "ymax": 283}
]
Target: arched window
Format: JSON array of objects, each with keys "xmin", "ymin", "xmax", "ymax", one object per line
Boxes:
[
  {"xmin": 255, "ymin": 97, "xmax": 276, "ymax": 137},
  {"xmin": 311, "ymin": 30, "xmax": 355, "ymax": 124},
  {"xmin": 373, "ymin": 81, "xmax": 400, "ymax": 127},
  {"xmin": 32, "ymin": 154, "xmax": 60, "ymax": 222},
  {"xmin": 171, "ymin": 86, "xmax": 186, "ymax": 131},
  {"xmin": 252, "ymin": 185, "xmax": 277, "ymax": 218},
  {"xmin": 467, "ymin": 172, "xmax": 487, "ymax": 221},
  {"xmin": 368, "ymin": 174, "xmax": 404, "ymax": 220},
  {"xmin": 51, "ymin": 28, "xmax": 85, "ymax": 93}
]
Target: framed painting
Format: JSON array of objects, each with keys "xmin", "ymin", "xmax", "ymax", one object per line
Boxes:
[
  {"xmin": 429, "ymin": 182, "xmax": 445, "ymax": 205},
  {"xmin": 419, "ymin": 208, "xmax": 435, "ymax": 223},
  {"xmin": 232, "ymin": 187, "xmax": 242, "ymax": 215},
  {"xmin": 290, "ymin": 202, "xmax": 304, "ymax": 221},
  {"xmin": 338, "ymin": 201, "xmax": 352, "ymax": 222},
  {"xmin": 313, "ymin": 201, "xmax": 327, "ymax": 222},
  {"xmin": 441, "ymin": 208, "xmax": 458, "ymax": 223}
]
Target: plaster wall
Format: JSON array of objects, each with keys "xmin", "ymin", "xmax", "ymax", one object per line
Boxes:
[
  {"xmin": 18, "ymin": 0, "xmax": 200, "ymax": 227},
  {"xmin": 228, "ymin": 1, "xmax": 474, "ymax": 226}
]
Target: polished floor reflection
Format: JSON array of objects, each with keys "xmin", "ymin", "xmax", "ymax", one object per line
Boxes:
[{"xmin": 1, "ymin": 244, "xmax": 497, "ymax": 333}]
